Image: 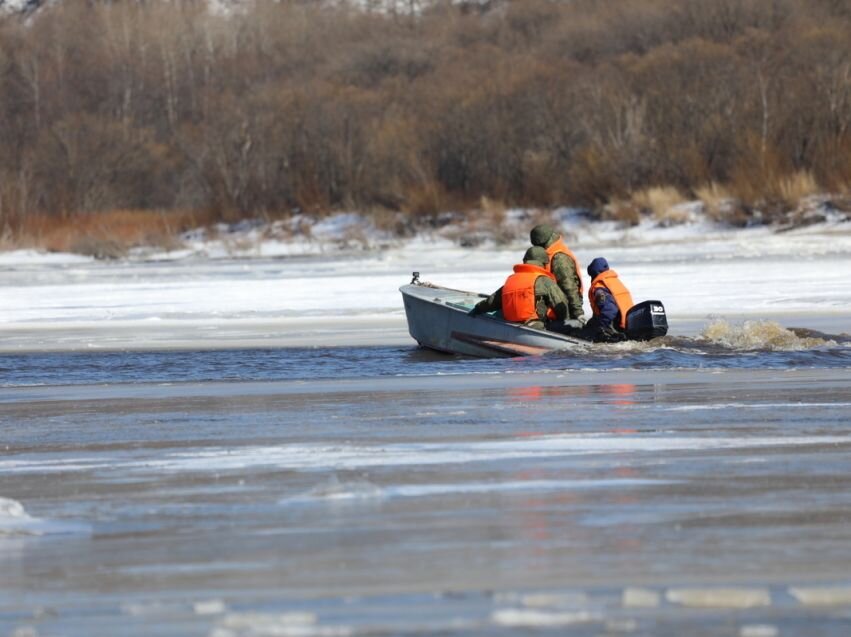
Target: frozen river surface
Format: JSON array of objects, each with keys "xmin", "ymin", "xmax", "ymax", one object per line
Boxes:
[
  {"xmin": 2, "ymin": 362, "xmax": 851, "ymax": 637},
  {"xmin": 1, "ymin": 224, "xmax": 851, "ymax": 636},
  {"xmin": 0, "ymin": 218, "xmax": 849, "ymax": 351}
]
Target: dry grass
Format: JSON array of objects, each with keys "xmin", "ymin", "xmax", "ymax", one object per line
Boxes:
[
  {"xmin": 631, "ymin": 186, "xmax": 688, "ymax": 225},
  {"xmin": 600, "ymin": 199, "xmax": 643, "ymax": 226},
  {"xmin": 403, "ymin": 181, "xmax": 451, "ymax": 218},
  {"xmin": 726, "ymin": 170, "xmax": 823, "ymax": 224},
  {"xmin": 12, "ymin": 209, "xmax": 213, "ymax": 258},
  {"xmin": 368, "ymin": 207, "xmax": 415, "ymax": 238},
  {"xmin": 695, "ymin": 182, "xmax": 732, "ymax": 210},
  {"xmin": 479, "ymin": 196, "xmax": 507, "ymax": 226},
  {"xmin": 695, "ymin": 182, "xmax": 740, "ymax": 223},
  {"xmin": 697, "ymin": 173, "xmax": 825, "ymax": 227},
  {"xmin": 775, "ymin": 171, "xmax": 821, "ymax": 205}
]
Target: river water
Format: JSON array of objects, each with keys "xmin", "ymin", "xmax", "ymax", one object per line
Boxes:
[
  {"xmin": 2, "ymin": 229, "xmax": 851, "ymax": 636},
  {"xmin": 2, "ymin": 331, "xmax": 851, "ymax": 637}
]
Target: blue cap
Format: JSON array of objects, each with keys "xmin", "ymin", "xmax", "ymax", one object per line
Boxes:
[{"xmin": 587, "ymin": 257, "xmax": 609, "ymax": 278}]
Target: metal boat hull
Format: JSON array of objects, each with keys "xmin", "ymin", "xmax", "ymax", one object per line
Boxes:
[{"xmin": 400, "ymin": 282, "xmax": 589, "ymax": 358}]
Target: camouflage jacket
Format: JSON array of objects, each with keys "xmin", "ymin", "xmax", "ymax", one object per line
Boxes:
[
  {"xmin": 549, "ymin": 250, "xmax": 585, "ymax": 320},
  {"xmin": 476, "ymin": 275, "xmax": 568, "ymax": 327}
]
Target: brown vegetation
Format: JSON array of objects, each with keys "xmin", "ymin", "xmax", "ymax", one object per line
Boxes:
[
  {"xmin": 0, "ymin": 0, "xmax": 849, "ymax": 250},
  {"xmin": 4, "ymin": 209, "xmax": 214, "ymax": 258}
]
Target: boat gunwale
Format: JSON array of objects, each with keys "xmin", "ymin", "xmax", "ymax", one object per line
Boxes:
[{"xmin": 399, "ymin": 282, "xmax": 587, "ymax": 347}]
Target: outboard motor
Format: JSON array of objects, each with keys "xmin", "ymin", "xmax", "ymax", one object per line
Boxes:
[{"xmin": 626, "ymin": 300, "xmax": 668, "ymax": 341}]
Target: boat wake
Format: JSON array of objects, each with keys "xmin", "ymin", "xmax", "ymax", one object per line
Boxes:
[
  {"xmin": 579, "ymin": 319, "xmax": 846, "ymax": 355},
  {"xmin": 698, "ymin": 319, "xmax": 843, "ymax": 351},
  {"xmin": 538, "ymin": 318, "xmax": 851, "ymax": 372}
]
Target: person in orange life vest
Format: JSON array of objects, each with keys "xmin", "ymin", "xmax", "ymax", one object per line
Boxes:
[
  {"xmin": 585, "ymin": 257, "xmax": 634, "ymax": 343},
  {"xmin": 529, "ymin": 224, "xmax": 585, "ymax": 323},
  {"xmin": 469, "ymin": 246, "xmax": 568, "ymax": 330}
]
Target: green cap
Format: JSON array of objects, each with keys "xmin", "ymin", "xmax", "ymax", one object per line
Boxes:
[
  {"xmin": 530, "ymin": 224, "xmax": 555, "ymax": 247},
  {"xmin": 523, "ymin": 246, "xmax": 549, "ymax": 267}
]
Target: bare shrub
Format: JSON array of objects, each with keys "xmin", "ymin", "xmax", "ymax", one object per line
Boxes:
[
  {"xmin": 0, "ymin": 0, "xmax": 849, "ymax": 241},
  {"xmin": 478, "ymin": 196, "xmax": 506, "ymax": 225},
  {"xmin": 403, "ymin": 181, "xmax": 452, "ymax": 219},
  {"xmin": 338, "ymin": 40, "xmax": 434, "ymax": 88},
  {"xmin": 696, "ymin": 182, "xmax": 736, "ymax": 220},
  {"xmin": 600, "ymin": 200, "xmax": 643, "ymax": 227},
  {"xmin": 368, "ymin": 207, "xmax": 414, "ymax": 238},
  {"xmin": 476, "ymin": 196, "xmax": 517, "ymax": 244},
  {"xmin": 566, "ymin": 146, "xmax": 621, "ymax": 206},
  {"xmin": 631, "ymin": 186, "xmax": 687, "ymax": 224},
  {"xmin": 520, "ymin": 150, "xmax": 561, "ymax": 206},
  {"xmin": 696, "ymin": 189, "xmax": 753, "ymax": 227}
]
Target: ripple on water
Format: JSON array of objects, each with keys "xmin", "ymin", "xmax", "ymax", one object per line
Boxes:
[{"xmin": 0, "ymin": 319, "xmax": 848, "ymax": 388}]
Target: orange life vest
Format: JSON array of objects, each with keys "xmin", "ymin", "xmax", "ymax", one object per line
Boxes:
[
  {"xmin": 502, "ymin": 264, "xmax": 556, "ymax": 323},
  {"xmin": 545, "ymin": 237, "xmax": 584, "ymax": 296},
  {"xmin": 589, "ymin": 269, "xmax": 634, "ymax": 330}
]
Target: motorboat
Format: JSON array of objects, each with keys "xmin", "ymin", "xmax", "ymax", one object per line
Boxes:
[{"xmin": 400, "ymin": 273, "xmax": 667, "ymax": 358}]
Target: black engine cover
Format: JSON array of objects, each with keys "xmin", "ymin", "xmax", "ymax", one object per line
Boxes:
[{"xmin": 626, "ymin": 300, "xmax": 668, "ymax": 341}]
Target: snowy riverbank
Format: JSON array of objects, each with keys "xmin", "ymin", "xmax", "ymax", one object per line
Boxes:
[{"xmin": 0, "ymin": 211, "xmax": 849, "ymax": 352}]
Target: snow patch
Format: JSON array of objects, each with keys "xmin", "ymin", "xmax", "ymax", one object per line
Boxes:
[
  {"xmin": 666, "ymin": 588, "xmax": 771, "ymax": 608},
  {"xmin": 210, "ymin": 612, "xmax": 352, "ymax": 637},
  {"xmin": 491, "ymin": 608, "xmax": 599, "ymax": 627},
  {"xmin": 0, "ymin": 210, "xmax": 849, "ymax": 352},
  {"xmin": 0, "ymin": 250, "xmax": 93, "ymax": 266}
]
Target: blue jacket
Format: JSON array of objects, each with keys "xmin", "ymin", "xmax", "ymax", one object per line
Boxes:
[{"xmin": 587, "ymin": 257, "xmax": 620, "ymax": 330}]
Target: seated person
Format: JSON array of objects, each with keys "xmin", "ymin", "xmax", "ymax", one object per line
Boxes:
[
  {"xmin": 583, "ymin": 257, "xmax": 635, "ymax": 343},
  {"xmin": 530, "ymin": 223, "xmax": 586, "ymax": 323},
  {"xmin": 470, "ymin": 246, "xmax": 568, "ymax": 329}
]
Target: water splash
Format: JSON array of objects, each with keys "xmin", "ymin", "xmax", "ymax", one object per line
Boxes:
[
  {"xmin": 0, "ymin": 497, "xmax": 41, "ymax": 536},
  {"xmin": 0, "ymin": 496, "xmax": 89, "ymax": 537},
  {"xmin": 284, "ymin": 474, "xmax": 386, "ymax": 505},
  {"xmin": 700, "ymin": 319, "xmax": 830, "ymax": 351}
]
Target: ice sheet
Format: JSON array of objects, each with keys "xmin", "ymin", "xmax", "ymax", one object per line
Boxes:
[
  {"xmin": 2, "ymin": 434, "xmax": 847, "ymax": 475},
  {"xmin": 0, "ymin": 217, "xmax": 849, "ymax": 351}
]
